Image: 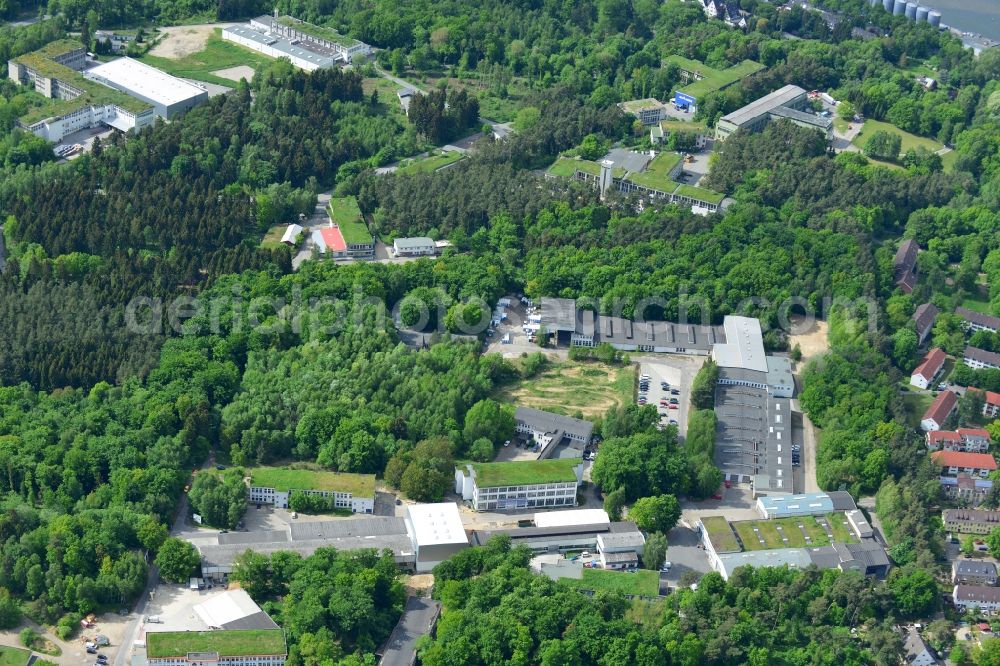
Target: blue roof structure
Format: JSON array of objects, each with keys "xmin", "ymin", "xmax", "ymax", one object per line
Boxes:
[{"xmin": 756, "ymin": 491, "xmax": 856, "ymax": 518}]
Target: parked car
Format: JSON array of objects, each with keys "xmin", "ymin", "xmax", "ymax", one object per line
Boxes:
[
  {"xmin": 669, "ymin": 398, "xmax": 679, "ymax": 404},
  {"xmin": 668, "ymin": 404, "xmax": 678, "ymax": 409},
  {"xmin": 671, "ymin": 389, "xmax": 680, "ymax": 395}
]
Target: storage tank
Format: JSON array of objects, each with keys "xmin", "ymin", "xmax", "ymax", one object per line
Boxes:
[
  {"xmin": 928, "ymin": 10, "xmax": 941, "ymax": 27},
  {"xmin": 905, "ymin": 2, "xmax": 918, "ymax": 19},
  {"xmin": 882, "ymin": 0, "xmax": 894, "ymax": 11},
  {"xmin": 893, "ymin": 0, "xmax": 906, "ymax": 16},
  {"xmin": 915, "ymin": 5, "xmax": 929, "ymax": 22}
]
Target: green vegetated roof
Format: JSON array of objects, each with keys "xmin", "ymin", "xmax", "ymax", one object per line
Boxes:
[
  {"xmin": 673, "ymin": 183, "xmax": 725, "ymax": 205},
  {"xmin": 547, "ymin": 157, "xmax": 625, "ymax": 179},
  {"xmin": 327, "ymin": 196, "xmax": 372, "ymax": 244},
  {"xmin": 471, "ymin": 458, "xmax": 579, "ymax": 487},
  {"xmin": 624, "ymin": 151, "xmax": 682, "ymax": 191},
  {"xmin": 146, "ymin": 630, "xmax": 286, "ymax": 658},
  {"xmin": 660, "ymin": 119, "xmax": 709, "ymax": 133},
  {"xmin": 666, "ymin": 54, "xmax": 764, "ymax": 99},
  {"xmin": 249, "ymin": 467, "xmax": 376, "ymax": 496},
  {"xmin": 619, "ymin": 98, "xmax": 663, "ymax": 113},
  {"xmin": 13, "ymin": 43, "xmax": 151, "ymax": 124},
  {"xmin": 702, "ymin": 516, "xmax": 741, "ymax": 553},
  {"xmin": 276, "ymin": 15, "xmax": 359, "ymax": 47}
]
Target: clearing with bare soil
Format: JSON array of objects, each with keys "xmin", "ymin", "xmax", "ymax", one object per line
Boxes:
[
  {"xmin": 150, "ymin": 24, "xmax": 226, "ymax": 59},
  {"xmin": 788, "ymin": 316, "xmax": 829, "ymax": 364},
  {"xmin": 213, "ymin": 65, "xmax": 256, "ymax": 82},
  {"xmin": 493, "ymin": 361, "xmax": 635, "ymax": 419}
]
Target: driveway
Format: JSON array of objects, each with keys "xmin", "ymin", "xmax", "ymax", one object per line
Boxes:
[
  {"xmin": 681, "ymin": 487, "xmax": 759, "ymax": 525},
  {"xmin": 375, "ymin": 66, "xmax": 426, "ymax": 94},
  {"xmin": 791, "ymin": 399, "xmax": 820, "ymax": 493},
  {"xmin": 292, "ymin": 190, "xmax": 333, "ymax": 271}
]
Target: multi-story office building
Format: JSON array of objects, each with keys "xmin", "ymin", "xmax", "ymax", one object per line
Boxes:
[
  {"xmin": 145, "ymin": 629, "xmax": 286, "ymax": 666},
  {"xmin": 715, "ymin": 85, "xmax": 832, "ymax": 142},
  {"xmin": 454, "ymin": 459, "xmax": 583, "ymax": 511}
]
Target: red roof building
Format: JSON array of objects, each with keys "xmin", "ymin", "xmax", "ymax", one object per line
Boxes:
[
  {"xmin": 932, "ymin": 450, "xmax": 997, "ymax": 477},
  {"xmin": 910, "ymin": 348, "xmax": 946, "ymax": 389},
  {"xmin": 984, "ymin": 391, "xmax": 1000, "ymax": 419},
  {"xmin": 927, "ymin": 428, "xmax": 992, "ymax": 453},
  {"xmin": 921, "ymin": 390, "xmax": 958, "ymax": 432},
  {"xmin": 320, "ymin": 226, "xmax": 347, "ymax": 253}
]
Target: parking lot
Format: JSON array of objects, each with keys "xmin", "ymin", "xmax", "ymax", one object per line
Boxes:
[
  {"xmin": 678, "ymin": 151, "xmax": 713, "ymax": 185},
  {"xmin": 483, "ymin": 295, "xmax": 567, "ymax": 360},
  {"xmin": 662, "ymin": 525, "xmax": 713, "ymax": 588},
  {"xmin": 636, "ymin": 356, "xmax": 702, "ymax": 440}
]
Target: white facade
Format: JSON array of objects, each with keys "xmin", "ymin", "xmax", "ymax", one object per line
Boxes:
[
  {"xmin": 454, "ymin": 464, "xmax": 583, "ymax": 511},
  {"xmin": 85, "ymin": 57, "xmax": 208, "ymax": 119},
  {"xmin": 248, "ymin": 485, "xmax": 373, "ymax": 513},
  {"xmin": 147, "ymin": 652, "xmax": 285, "ymax": 666},
  {"xmin": 953, "ymin": 585, "xmax": 1000, "ymax": 612},
  {"xmin": 403, "ymin": 503, "xmax": 469, "ymax": 572},
  {"xmin": 393, "ymin": 237, "xmax": 436, "ymax": 256}
]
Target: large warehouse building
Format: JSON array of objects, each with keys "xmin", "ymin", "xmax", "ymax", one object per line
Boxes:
[
  {"xmin": 85, "ymin": 57, "xmax": 207, "ymax": 119},
  {"xmin": 715, "ymin": 84, "xmax": 832, "ymax": 142}
]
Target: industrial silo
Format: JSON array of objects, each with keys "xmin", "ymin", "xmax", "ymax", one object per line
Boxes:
[
  {"xmin": 928, "ymin": 10, "xmax": 941, "ymax": 27},
  {"xmin": 916, "ymin": 5, "xmax": 929, "ymax": 22},
  {"xmin": 905, "ymin": 2, "xmax": 918, "ymax": 19},
  {"xmin": 893, "ymin": 0, "xmax": 906, "ymax": 16},
  {"xmin": 882, "ymin": 0, "xmax": 894, "ymax": 12}
]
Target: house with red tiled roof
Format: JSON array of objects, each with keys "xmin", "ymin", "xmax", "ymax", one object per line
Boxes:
[
  {"xmin": 932, "ymin": 450, "xmax": 997, "ymax": 478},
  {"xmin": 984, "ymin": 391, "xmax": 1000, "ymax": 419},
  {"xmin": 921, "ymin": 391, "xmax": 958, "ymax": 432},
  {"xmin": 910, "ymin": 348, "xmax": 946, "ymax": 390},
  {"xmin": 926, "ymin": 428, "xmax": 992, "ymax": 453}
]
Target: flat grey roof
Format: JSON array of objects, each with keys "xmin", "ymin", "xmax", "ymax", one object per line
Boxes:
[
  {"xmin": 220, "ymin": 611, "xmax": 280, "ymax": 631},
  {"xmin": 598, "ymin": 532, "xmax": 646, "ymax": 549},
  {"xmin": 768, "ymin": 105, "xmax": 832, "ymax": 129},
  {"xmin": 593, "ymin": 315, "xmax": 723, "ymax": 351},
  {"xmin": 199, "ymin": 533, "xmax": 414, "ymax": 568},
  {"xmin": 515, "ymin": 406, "xmax": 594, "ymax": 441},
  {"xmin": 470, "ymin": 521, "xmax": 640, "ymax": 547},
  {"xmin": 540, "ymin": 297, "xmax": 579, "ymax": 331},
  {"xmin": 714, "ymin": 385, "xmax": 794, "ymax": 492},
  {"xmin": 223, "ymin": 24, "xmax": 338, "ymax": 68},
  {"xmin": 289, "ymin": 516, "xmax": 407, "ymax": 540},
  {"xmin": 720, "ymin": 84, "xmax": 807, "ymax": 127},
  {"xmin": 601, "ymin": 148, "xmax": 652, "ymax": 173},
  {"xmin": 217, "ymin": 529, "xmax": 290, "ymax": 545}
]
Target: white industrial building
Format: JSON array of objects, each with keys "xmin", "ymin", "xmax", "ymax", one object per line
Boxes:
[
  {"xmin": 85, "ymin": 57, "xmax": 208, "ymax": 119},
  {"xmin": 191, "ymin": 589, "xmax": 279, "ymax": 631},
  {"xmin": 533, "ymin": 509, "xmax": 610, "ymax": 529},
  {"xmin": 755, "ymin": 491, "xmax": 857, "ymax": 519},
  {"xmin": 223, "ymin": 15, "xmax": 372, "ymax": 71},
  {"xmin": 403, "ymin": 502, "xmax": 469, "ymax": 572}
]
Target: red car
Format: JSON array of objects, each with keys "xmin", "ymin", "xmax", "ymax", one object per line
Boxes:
[
  {"xmin": 724, "ymin": 480, "xmax": 732, "ymax": 489},
  {"xmin": 668, "ymin": 404, "xmax": 678, "ymax": 409}
]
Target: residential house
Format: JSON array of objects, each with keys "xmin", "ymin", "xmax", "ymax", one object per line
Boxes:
[
  {"xmin": 956, "ymin": 307, "xmax": 1000, "ymax": 334},
  {"xmin": 954, "ymin": 585, "xmax": 1000, "ymax": 612},
  {"xmin": 903, "ymin": 627, "xmax": 938, "ymax": 666},
  {"xmin": 392, "ymin": 237, "xmax": 436, "ymax": 257},
  {"xmin": 921, "ymin": 390, "xmax": 958, "ymax": 432},
  {"xmin": 893, "ymin": 239, "xmax": 919, "ymax": 293},
  {"xmin": 953, "ymin": 559, "xmax": 998, "ymax": 586},
  {"xmin": 926, "ymin": 428, "xmax": 992, "ymax": 453},
  {"xmin": 944, "ymin": 509, "xmax": 1000, "ymax": 535},
  {"xmin": 965, "ymin": 345, "xmax": 1000, "ymax": 371},
  {"xmin": 941, "ymin": 475, "xmax": 994, "ymax": 505},
  {"xmin": 984, "ymin": 391, "xmax": 1000, "ymax": 419},
  {"xmin": 932, "ymin": 450, "xmax": 997, "ymax": 478},
  {"xmin": 910, "ymin": 348, "xmax": 947, "ymax": 389},
  {"xmin": 912, "ymin": 303, "xmax": 939, "ymax": 345}
]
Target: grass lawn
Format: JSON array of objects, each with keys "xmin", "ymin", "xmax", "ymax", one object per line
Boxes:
[
  {"xmin": 851, "ymin": 119, "xmax": 944, "ymax": 154},
  {"xmin": 826, "ymin": 512, "xmax": 856, "ymax": 543},
  {"xmin": 560, "ymin": 568, "xmax": 660, "ymax": 597},
  {"xmin": 0, "ymin": 647, "xmax": 29, "ymax": 666},
  {"xmin": 249, "ymin": 466, "xmax": 375, "ymax": 495},
  {"xmin": 902, "ymin": 392, "xmax": 934, "ymax": 428},
  {"xmin": 470, "ymin": 458, "xmax": 580, "ymax": 487},
  {"xmin": 961, "ymin": 297, "xmax": 992, "ymax": 314},
  {"xmin": 138, "ymin": 29, "xmax": 271, "ymax": 87},
  {"xmin": 363, "ymin": 76, "xmax": 411, "ymax": 122},
  {"xmin": 940, "ymin": 149, "xmax": 959, "ymax": 172},
  {"xmin": 261, "ymin": 225, "xmax": 288, "ymax": 250},
  {"xmin": 396, "ymin": 151, "xmax": 464, "ymax": 175},
  {"xmin": 147, "ymin": 630, "xmax": 285, "ymax": 658},
  {"xmin": 703, "ymin": 516, "xmax": 741, "ymax": 553},
  {"xmin": 492, "ymin": 360, "xmax": 635, "ymax": 420}
]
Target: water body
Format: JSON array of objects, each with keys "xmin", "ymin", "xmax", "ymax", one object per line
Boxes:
[{"xmin": 927, "ymin": 0, "xmax": 1000, "ymax": 43}]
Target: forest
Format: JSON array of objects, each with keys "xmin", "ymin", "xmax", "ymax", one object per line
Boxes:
[{"xmin": 0, "ymin": 0, "xmax": 998, "ymax": 662}]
